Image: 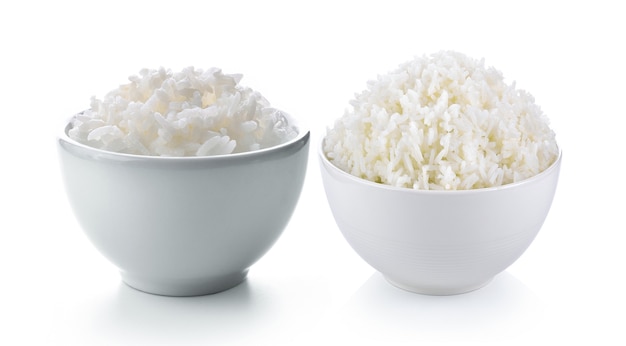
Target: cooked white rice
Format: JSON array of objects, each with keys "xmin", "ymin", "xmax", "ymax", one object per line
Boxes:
[
  {"xmin": 69, "ymin": 67, "xmax": 298, "ymax": 156},
  {"xmin": 324, "ymin": 51, "xmax": 558, "ymax": 190}
]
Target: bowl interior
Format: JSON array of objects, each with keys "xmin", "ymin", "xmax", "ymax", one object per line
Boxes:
[
  {"xmin": 59, "ymin": 114, "xmax": 310, "ymax": 163},
  {"xmin": 318, "ymin": 135, "xmax": 562, "ymax": 194}
]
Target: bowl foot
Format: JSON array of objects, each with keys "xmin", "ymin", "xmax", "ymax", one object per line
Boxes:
[
  {"xmin": 120, "ymin": 270, "xmax": 248, "ymax": 296},
  {"xmin": 384, "ymin": 275, "xmax": 493, "ymax": 296}
]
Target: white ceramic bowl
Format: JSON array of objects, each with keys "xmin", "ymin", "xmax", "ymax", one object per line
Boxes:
[
  {"xmin": 58, "ymin": 115, "xmax": 309, "ymax": 296},
  {"xmin": 319, "ymin": 140, "xmax": 561, "ymax": 295}
]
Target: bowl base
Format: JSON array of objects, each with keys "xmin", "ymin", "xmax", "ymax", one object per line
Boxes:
[
  {"xmin": 120, "ymin": 270, "xmax": 248, "ymax": 297},
  {"xmin": 384, "ymin": 275, "xmax": 493, "ymax": 296}
]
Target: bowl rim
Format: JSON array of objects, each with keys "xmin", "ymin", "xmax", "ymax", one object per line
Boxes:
[
  {"xmin": 58, "ymin": 110, "xmax": 310, "ymax": 162},
  {"xmin": 318, "ymin": 134, "xmax": 562, "ymax": 194}
]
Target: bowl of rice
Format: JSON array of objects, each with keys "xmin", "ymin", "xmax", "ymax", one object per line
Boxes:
[
  {"xmin": 58, "ymin": 67, "xmax": 309, "ymax": 296},
  {"xmin": 320, "ymin": 51, "xmax": 561, "ymax": 295}
]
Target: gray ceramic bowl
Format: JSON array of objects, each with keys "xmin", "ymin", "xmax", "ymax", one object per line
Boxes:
[{"xmin": 58, "ymin": 115, "xmax": 309, "ymax": 296}]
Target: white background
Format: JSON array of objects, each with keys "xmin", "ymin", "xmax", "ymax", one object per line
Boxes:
[{"xmin": 1, "ymin": 1, "xmax": 624, "ymax": 345}]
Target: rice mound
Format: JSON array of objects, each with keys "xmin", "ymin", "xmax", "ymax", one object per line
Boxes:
[
  {"xmin": 324, "ymin": 51, "xmax": 558, "ymax": 190},
  {"xmin": 69, "ymin": 67, "xmax": 298, "ymax": 156}
]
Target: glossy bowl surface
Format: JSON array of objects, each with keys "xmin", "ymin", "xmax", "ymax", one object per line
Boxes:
[
  {"xmin": 58, "ymin": 118, "xmax": 309, "ymax": 296},
  {"xmin": 319, "ymin": 139, "xmax": 561, "ymax": 295}
]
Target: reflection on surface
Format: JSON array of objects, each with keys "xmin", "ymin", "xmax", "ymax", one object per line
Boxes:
[
  {"xmin": 88, "ymin": 279, "xmax": 283, "ymax": 345},
  {"xmin": 75, "ymin": 270, "xmax": 541, "ymax": 344},
  {"xmin": 326, "ymin": 271, "xmax": 544, "ymax": 343}
]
